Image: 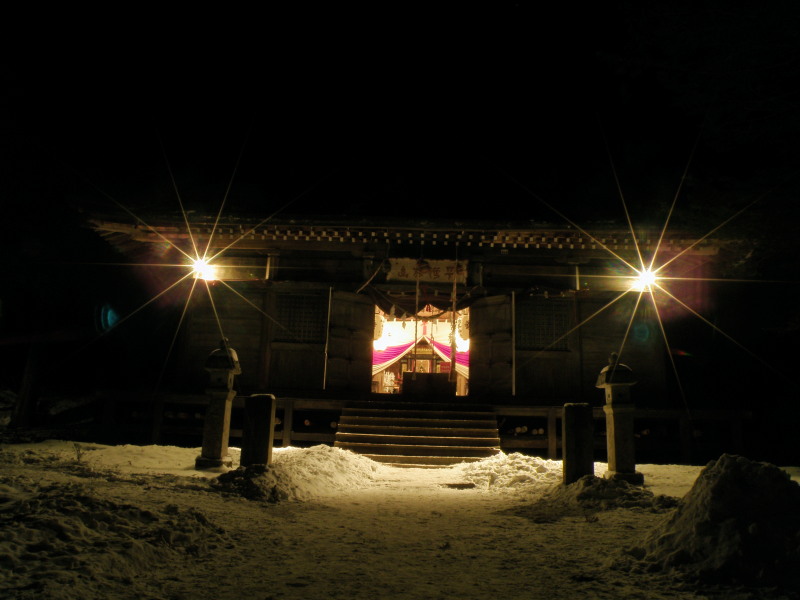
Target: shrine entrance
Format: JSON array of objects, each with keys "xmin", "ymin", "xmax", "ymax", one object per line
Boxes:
[{"xmin": 371, "ymin": 304, "xmax": 470, "ymax": 396}]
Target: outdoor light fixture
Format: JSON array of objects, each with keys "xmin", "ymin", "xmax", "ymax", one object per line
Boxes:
[
  {"xmin": 631, "ymin": 268, "xmax": 658, "ymax": 291},
  {"xmin": 188, "ymin": 257, "xmax": 268, "ymax": 281},
  {"xmin": 191, "ymin": 258, "xmax": 218, "ymax": 281}
]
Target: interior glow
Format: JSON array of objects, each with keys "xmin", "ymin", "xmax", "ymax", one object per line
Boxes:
[
  {"xmin": 631, "ymin": 268, "xmax": 657, "ymax": 291},
  {"xmin": 372, "ymin": 315, "xmax": 470, "ymax": 352},
  {"xmin": 191, "ymin": 258, "xmax": 218, "ymax": 281}
]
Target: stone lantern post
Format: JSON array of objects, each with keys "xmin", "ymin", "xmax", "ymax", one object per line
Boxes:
[
  {"xmin": 595, "ymin": 352, "xmax": 644, "ymax": 485},
  {"xmin": 195, "ymin": 339, "xmax": 241, "ymax": 470}
]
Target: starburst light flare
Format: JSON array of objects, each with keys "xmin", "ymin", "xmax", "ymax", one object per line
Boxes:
[
  {"xmin": 631, "ymin": 268, "xmax": 658, "ymax": 292},
  {"xmin": 191, "ymin": 258, "xmax": 218, "ymax": 281}
]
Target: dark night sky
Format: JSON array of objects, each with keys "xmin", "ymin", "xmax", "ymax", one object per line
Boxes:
[
  {"xmin": 6, "ymin": 3, "xmax": 800, "ymax": 230},
  {"xmin": 2, "ymin": 3, "xmax": 800, "ymax": 421}
]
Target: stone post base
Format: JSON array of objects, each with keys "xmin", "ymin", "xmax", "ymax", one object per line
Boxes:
[
  {"xmin": 195, "ymin": 454, "xmax": 233, "ymax": 469},
  {"xmin": 604, "ymin": 470, "xmax": 644, "ymax": 485}
]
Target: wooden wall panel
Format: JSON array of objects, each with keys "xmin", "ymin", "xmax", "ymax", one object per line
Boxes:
[
  {"xmin": 576, "ymin": 294, "xmax": 668, "ymax": 407},
  {"xmin": 469, "ymin": 295, "xmax": 513, "ymax": 397},
  {"xmin": 264, "ymin": 289, "xmax": 327, "ymax": 391},
  {"xmin": 325, "ymin": 291, "xmax": 374, "ymax": 392},
  {"xmin": 268, "ymin": 343, "xmax": 325, "ymax": 389},
  {"xmin": 181, "ymin": 287, "xmax": 266, "ymax": 392},
  {"xmin": 513, "ymin": 295, "xmax": 580, "ymax": 401},
  {"xmin": 515, "ymin": 351, "xmax": 580, "ymax": 401}
]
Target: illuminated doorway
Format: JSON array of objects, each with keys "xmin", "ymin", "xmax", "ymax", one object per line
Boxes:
[{"xmin": 371, "ymin": 304, "xmax": 470, "ymax": 396}]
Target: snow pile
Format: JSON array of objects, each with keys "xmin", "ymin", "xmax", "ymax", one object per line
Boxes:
[
  {"xmin": 213, "ymin": 445, "xmax": 380, "ymax": 502},
  {"xmin": 620, "ymin": 454, "xmax": 800, "ymax": 588},
  {"xmin": 77, "ymin": 442, "xmax": 238, "ymax": 476},
  {"xmin": 544, "ymin": 475, "xmax": 679, "ymax": 511},
  {"xmin": 0, "ymin": 440, "xmax": 228, "ymax": 482},
  {"xmin": 457, "ymin": 452, "xmax": 563, "ymax": 491},
  {"xmin": 0, "ymin": 477, "xmax": 227, "ymax": 598},
  {"xmin": 505, "ymin": 475, "xmax": 678, "ymax": 524}
]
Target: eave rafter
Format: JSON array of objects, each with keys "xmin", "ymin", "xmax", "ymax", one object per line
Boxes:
[{"xmin": 88, "ymin": 217, "xmax": 723, "ymax": 257}]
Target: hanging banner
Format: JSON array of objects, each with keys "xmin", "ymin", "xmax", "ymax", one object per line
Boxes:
[{"xmin": 386, "ymin": 259, "xmax": 467, "ymax": 284}]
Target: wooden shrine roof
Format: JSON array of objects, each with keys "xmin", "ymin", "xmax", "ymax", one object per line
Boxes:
[{"xmin": 88, "ymin": 213, "xmax": 726, "ymax": 259}]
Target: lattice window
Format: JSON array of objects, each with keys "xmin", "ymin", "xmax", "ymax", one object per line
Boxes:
[
  {"xmin": 515, "ymin": 296, "xmax": 572, "ymax": 351},
  {"xmin": 274, "ymin": 294, "xmax": 327, "ymax": 343}
]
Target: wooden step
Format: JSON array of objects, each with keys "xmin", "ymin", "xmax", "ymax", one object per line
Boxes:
[
  {"xmin": 334, "ymin": 441, "xmax": 499, "ymax": 458},
  {"xmin": 345, "ymin": 400, "xmax": 493, "ymax": 412},
  {"xmin": 338, "ymin": 415, "xmax": 498, "ymax": 429},
  {"xmin": 334, "ymin": 398, "xmax": 501, "ymax": 468},
  {"xmin": 359, "ymin": 454, "xmax": 490, "ymax": 467},
  {"xmin": 341, "ymin": 408, "xmax": 496, "ymax": 420},
  {"xmin": 335, "ymin": 432, "xmax": 500, "ymax": 447},
  {"xmin": 337, "ymin": 424, "xmax": 499, "ymax": 437}
]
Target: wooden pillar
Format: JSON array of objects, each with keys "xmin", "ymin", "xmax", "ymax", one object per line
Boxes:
[
  {"xmin": 562, "ymin": 403, "xmax": 594, "ymax": 484},
  {"xmin": 282, "ymin": 398, "xmax": 294, "ymax": 447},
  {"xmin": 241, "ymin": 394, "xmax": 277, "ymax": 466},
  {"xmin": 547, "ymin": 407, "xmax": 558, "ymax": 459}
]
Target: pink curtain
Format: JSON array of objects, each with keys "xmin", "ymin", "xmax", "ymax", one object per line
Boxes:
[
  {"xmin": 428, "ymin": 339, "xmax": 469, "ymax": 367},
  {"xmin": 372, "ymin": 337, "xmax": 469, "ymax": 377},
  {"xmin": 372, "ymin": 340, "xmax": 416, "ymax": 373}
]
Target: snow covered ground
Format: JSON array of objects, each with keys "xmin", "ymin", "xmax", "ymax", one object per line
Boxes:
[{"xmin": 1, "ymin": 441, "xmax": 798, "ymax": 599}]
